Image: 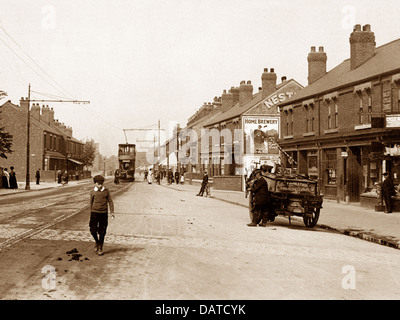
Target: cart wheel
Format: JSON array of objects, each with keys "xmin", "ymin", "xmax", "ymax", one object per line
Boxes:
[
  {"xmin": 249, "ymin": 192, "xmax": 255, "ymax": 222},
  {"xmin": 303, "ymin": 207, "xmax": 320, "ymax": 228}
]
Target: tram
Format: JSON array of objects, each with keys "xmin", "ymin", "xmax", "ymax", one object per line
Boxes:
[{"xmin": 117, "ymin": 143, "xmax": 136, "ymax": 181}]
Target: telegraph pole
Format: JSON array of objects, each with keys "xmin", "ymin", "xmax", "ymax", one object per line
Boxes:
[
  {"xmin": 24, "ymin": 84, "xmax": 90, "ymax": 190},
  {"xmin": 25, "ymin": 84, "xmax": 31, "ymax": 190}
]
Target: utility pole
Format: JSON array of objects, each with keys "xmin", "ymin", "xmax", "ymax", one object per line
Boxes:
[
  {"xmin": 123, "ymin": 124, "xmax": 165, "ymax": 166},
  {"xmin": 25, "ymin": 84, "xmax": 31, "ymax": 190},
  {"xmin": 24, "ymin": 84, "xmax": 90, "ymax": 190}
]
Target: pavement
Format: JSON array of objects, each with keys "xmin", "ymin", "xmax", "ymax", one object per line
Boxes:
[{"xmin": 1, "ymin": 176, "xmax": 400, "ymax": 250}]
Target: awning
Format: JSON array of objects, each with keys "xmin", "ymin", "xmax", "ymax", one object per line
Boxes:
[
  {"xmin": 45, "ymin": 150, "xmax": 65, "ymax": 160},
  {"xmin": 68, "ymin": 158, "xmax": 83, "ymax": 165}
]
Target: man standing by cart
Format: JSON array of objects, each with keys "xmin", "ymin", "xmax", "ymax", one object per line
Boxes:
[{"xmin": 247, "ymin": 165, "xmax": 270, "ymax": 227}]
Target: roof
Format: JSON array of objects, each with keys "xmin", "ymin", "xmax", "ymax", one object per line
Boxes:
[
  {"xmin": 203, "ymin": 79, "xmax": 300, "ymax": 127},
  {"xmin": 281, "ymin": 37, "xmax": 400, "ymax": 106}
]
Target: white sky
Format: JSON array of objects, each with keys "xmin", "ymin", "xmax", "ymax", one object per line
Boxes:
[{"xmin": 0, "ymin": 0, "xmax": 399, "ymax": 156}]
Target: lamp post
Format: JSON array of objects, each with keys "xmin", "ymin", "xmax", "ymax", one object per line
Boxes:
[{"xmin": 25, "ymin": 84, "xmax": 31, "ymax": 190}]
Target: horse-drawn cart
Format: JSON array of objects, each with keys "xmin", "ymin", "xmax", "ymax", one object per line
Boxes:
[{"xmin": 247, "ymin": 170, "xmax": 323, "ymax": 228}]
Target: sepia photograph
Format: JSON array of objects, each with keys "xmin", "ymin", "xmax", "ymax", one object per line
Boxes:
[{"xmin": 0, "ymin": 0, "xmax": 399, "ymax": 312}]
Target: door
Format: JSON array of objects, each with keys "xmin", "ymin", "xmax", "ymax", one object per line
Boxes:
[{"xmin": 348, "ymin": 147, "xmax": 362, "ymax": 202}]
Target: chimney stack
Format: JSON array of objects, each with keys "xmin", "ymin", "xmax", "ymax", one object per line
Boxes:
[
  {"xmin": 230, "ymin": 86, "xmax": 240, "ymax": 106},
  {"xmin": 349, "ymin": 24, "xmax": 375, "ymax": 70},
  {"xmin": 221, "ymin": 89, "xmax": 234, "ymax": 112},
  {"xmin": 238, "ymin": 80, "xmax": 253, "ymax": 106},
  {"xmin": 307, "ymin": 46, "xmax": 327, "ymax": 85},
  {"xmin": 261, "ymin": 68, "xmax": 277, "ymax": 98}
]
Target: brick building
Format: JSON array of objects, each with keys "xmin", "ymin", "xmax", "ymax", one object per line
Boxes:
[
  {"xmin": 0, "ymin": 98, "xmax": 84, "ymax": 184},
  {"xmin": 181, "ymin": 68, "xmax": 303, "ymax": 191},
  {"xmin": 278, "ymin": 24, "xmax": 400, "ymax": 209}
]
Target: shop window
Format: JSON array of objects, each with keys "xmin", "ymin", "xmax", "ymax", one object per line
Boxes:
[
  {"xmin": 307, "ymin": 151, "xmax": 318, "ymax": 179},
  {"xmin": 326, "ymin": 152, "xmax": 337, "ymax": 185},
  {"xmin": 369, "ymin": 161, "xmax": 378, "ymax": 189}
]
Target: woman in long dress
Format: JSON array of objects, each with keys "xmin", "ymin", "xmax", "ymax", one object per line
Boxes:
[{"xmin": 9, "ymin": 166, "xmax": 18, "ymax": 189}]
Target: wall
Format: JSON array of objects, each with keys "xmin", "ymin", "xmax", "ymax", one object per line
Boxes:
[{"xmin": 213, "ymin": 175, "xmax": 242, "ymax": 191}]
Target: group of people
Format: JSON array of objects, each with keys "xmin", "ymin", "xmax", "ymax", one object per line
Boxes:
[
  {"xmin": 143, "ymin": 168, "xmax": 184, "ymax": 185},
  {"xmin": 1, "ymin": 166, "xmax": 18, "ymax": 189},
  {"xmin": 1, "ymin": 167, "xmax": 42, "ymax": 188}
]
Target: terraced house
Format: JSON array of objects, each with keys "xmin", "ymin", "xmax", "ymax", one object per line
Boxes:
[
  {"xmin": 0, "ymin": 98, "xmax": 84, "ymax": 183},
  {"xmin": 278, "ymin": 24, "xmax": 400, "ymax": 210}
]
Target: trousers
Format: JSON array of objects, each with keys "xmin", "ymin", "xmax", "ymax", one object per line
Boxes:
[{"xmin": 89, "ymin": 212, "xmax": 108, "ymax": 245}]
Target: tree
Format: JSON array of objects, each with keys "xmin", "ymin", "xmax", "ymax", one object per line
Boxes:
[
  {"xmin": 82, "ymin": 139, "xmax": 96, "ymax": 170},
  {"xmin": 0, "ymin": 90, "xmax": 13, "ymax": 159}
]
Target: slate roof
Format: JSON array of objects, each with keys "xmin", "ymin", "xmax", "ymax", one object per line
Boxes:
[
  {"xmin": 280, "ymin": 37, "xmax": 400, "ymax": 106},
  {"xmin": 203, "ymin": 79, "xmax": 299, "ymax": 127}
]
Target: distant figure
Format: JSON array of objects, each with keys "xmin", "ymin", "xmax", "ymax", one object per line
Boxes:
[
  {"xmin": 114, "ymin": 169, "xmax": 120, "ymax": 185},
  {"xmin": 9, "ymin": 166, "xmax": 18, "ymax": 189},
  {"xmin": 61, "ymin": 171, "xmax": 68, "ymax": 185},
  {"xmin": 174, "ymin": 171, "xmax": 180, "ymax": 185},
  {"xmin": 196, "ymin": 172, "xmax": 208, "ymax": 197},
  {"xmin": 148, "ymin": 169, "xmax": 153, "ymax": 184},
  {"xmin": 35, "ymin": 168, "xmax": 41, "ymax": 185},
  {"xmin": 382, "ymin": 172, "xmax": 395, "ymax": 213},
  {"xmin": 2, "ymin": 168, "xmax": 9, "ymax": 189},
  {"xmin": 57, "ymin": 170, "xmax": 62, "ymax": 184}
]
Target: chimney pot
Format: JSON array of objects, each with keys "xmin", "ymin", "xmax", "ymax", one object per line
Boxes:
[
  {"xmin": 319, "ymin": 46, "xmax": 324, "ymax": 52},
  {"xmin": 264, "ymin": 68, "xmax": 268, "ymax": 73},
  {"xmin": 310, "ymin": 46, "xmax": 316, "ymax": 52},
  {"xmin": 270, "ymin": 68, "xmax": 275, "ymax": 73},
  {"xmin": 354, "ymin": 24, "xmax": 362, "ymax": 31},
  {"xmin": 281, "ymin": 76, "xmax": 287, "ymax": 82},
  {"xmin": 363, "ymin": 24, "xmax": 371, "ymax": 31}
]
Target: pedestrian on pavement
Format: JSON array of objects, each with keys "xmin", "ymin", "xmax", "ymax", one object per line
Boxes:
[
  {"xmin": 35, "ymin": 168, "xmax": 41, "ymax": 185},
  {"xmin": 382, "ymin": 172, "xmax": 395, "ymax": 213},
  {"xmin": 144, "ymin": 169, "xmax": 148, "ymax": 182},
  {"xmin": 89, "ymin": 175, "xmax": 114, "ymax": 256},
  {"xmin": 9, "ymin": 166, "xmax": 18, "ymax": 189},
  {"xmin": 2, "ymin": 168, "xmax": 10, "ymax": 189},
  {"xmin": 168, "ymin": 169, "xmax": 173, "ymax": 184},
  {"xmin": 114, "ymin": 169, "xmax": 120, "ymax": 185},
  {"xmin": 61, "ymin": 171, "xmax": 68, "ymax": 185},
  {"xmin": 196, "ymin": 172, "xmax": 208, "ymax": 196},
  {"xmin": 247, "ymin": 165, "xmax": 270, "ymax": 227},
  {"xmin": 175, "ymin": 171, "xmax": 180, "ymax": 185},
  {"xmin": 57, "ymin": 170, "xmax": 62, "ymax": 184},
  {"xmin": 148, "ymin": 168, "xmax": 153, "ymax": 184}
]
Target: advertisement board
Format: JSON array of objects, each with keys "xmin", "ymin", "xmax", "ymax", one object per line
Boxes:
[{"xmin": 242, "ymin": 116, "xmax": 281, "ymax": 177}]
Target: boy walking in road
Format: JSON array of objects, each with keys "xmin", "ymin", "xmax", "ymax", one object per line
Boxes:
[{"xmin": 90, "ymin": 175, "xmax": 114, "ymax": 256}]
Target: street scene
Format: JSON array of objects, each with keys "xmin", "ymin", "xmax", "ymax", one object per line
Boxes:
[
  {"xmin": 0, "ymin": 176, "xmax": 400, "ymax": 301},
  {"xmin": 0, "ymin": 0, "xmax": 400, "ymax": 306}
]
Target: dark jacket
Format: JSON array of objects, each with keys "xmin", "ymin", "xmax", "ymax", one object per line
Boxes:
[
  {"xmin": 202, "ymin": 174, "xmax": 208, "ymax": 184},
  {"xmin": 250, "ymin": 176, "xmax": 269, "ymax": 205},
  {"xmin": 382, "ymin": 176, "xmax": 395, "ymax": 195}
]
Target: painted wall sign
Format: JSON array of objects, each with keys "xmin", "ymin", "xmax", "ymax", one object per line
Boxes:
[{"xmin": 264, "ymin": 91, "xmax": 294, "ymax": 109}]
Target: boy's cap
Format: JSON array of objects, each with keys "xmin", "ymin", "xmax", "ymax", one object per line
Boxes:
[{"xmin": 93, "ymin": 175, "xmax": 105, "ymax": 183}]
